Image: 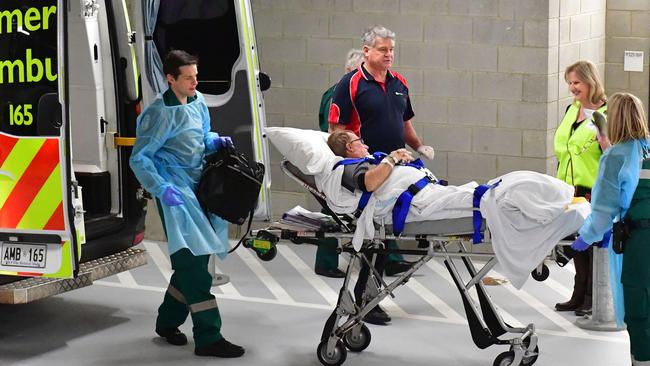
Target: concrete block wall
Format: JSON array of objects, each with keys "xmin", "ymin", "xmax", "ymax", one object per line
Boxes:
[
  {"xmin": 606, "ymin": 0, "xmax": 650, "ymax": 114},
  {"xmin": 135, "ymin": 0, "xmax": 641, "ymax": 239},
  {"xmin": 253, "ymin": 0, "xmax": 607, "ymax": 213}
]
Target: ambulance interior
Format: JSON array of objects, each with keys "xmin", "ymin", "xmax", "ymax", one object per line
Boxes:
[
  {"xmin": 63, "ymin": 0, "xmax": 266, "ymax": 262},
  {"xmin": 144, "ymin": 0, "xmax": 267, "ymax": 163},
  {"xmin": 62, "ymin": 0, "xmax": 271, "ymax": 263}
]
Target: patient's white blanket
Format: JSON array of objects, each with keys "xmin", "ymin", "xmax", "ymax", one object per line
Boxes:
[{"xmin": 315, "ymin": 160, "xmax": 590, "ymax": 288}]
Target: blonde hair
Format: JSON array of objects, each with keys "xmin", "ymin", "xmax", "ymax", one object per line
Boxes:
[
  {"xmin": 564, "ymin": 60, "xmax": 606, "ymax": 105},
  {"xmin": 607, "ymin": 92, "xmax": 650, "ymax": 145},
  {"xmin": 327, "ymin": 131, "xmax": 354, "ymax": 157}
]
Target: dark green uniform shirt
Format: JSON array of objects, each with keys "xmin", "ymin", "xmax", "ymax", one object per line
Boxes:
[
  {"xmin": 163, "ymin": 88, "xmax": 198, "ymax": 106},
  {"xmin": 318, "ymin": 84, "xmax": 337, "ymax": 132}
]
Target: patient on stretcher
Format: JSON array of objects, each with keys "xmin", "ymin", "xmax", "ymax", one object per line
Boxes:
[
  {"xmin": 326, "ymin": 131, "xmax": 476, "ymax": 222},
  {"xmin": 266, "ymin": 127, "xmax": 591, "ymax": 288}
]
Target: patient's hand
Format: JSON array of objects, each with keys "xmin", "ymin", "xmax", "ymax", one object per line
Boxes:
[{"xmin": 390, "ymin": 149, "xmax": 414, "ymax": 164}]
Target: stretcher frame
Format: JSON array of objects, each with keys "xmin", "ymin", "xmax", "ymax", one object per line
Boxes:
[{"xmin": 250, "ymin": 160, "xmax": 541, "ymax": 366}]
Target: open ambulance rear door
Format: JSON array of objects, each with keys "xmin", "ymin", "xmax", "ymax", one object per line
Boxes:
[
  {"xmin": 134, "ymin": 0, "xmax": 272, "ymax": 221},
  {"xmin": 0, "ymin": 0, "xmax": 146, "ymax": 304},
  {"xmin": 0, "ymin": 0, "xmax": 83, "ymax": 280}
]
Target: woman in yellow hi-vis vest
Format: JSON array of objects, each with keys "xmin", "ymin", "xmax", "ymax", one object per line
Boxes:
[{"xmin": 553, "ymin": 60, "xmax": 608, "ymax": 316}]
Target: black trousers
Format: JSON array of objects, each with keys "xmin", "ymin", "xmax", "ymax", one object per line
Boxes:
[{"xmin": 353, "ymin": 250, "xmax": 387, "ymax": 307}]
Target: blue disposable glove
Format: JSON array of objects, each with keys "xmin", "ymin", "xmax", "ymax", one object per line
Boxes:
[
  {"xmin": 571, "ymin": 236, "xmax": 591, "ymax": 252},
  {"xmin": 596, "ymin": 230, "xmax": 612, "ymax": 248},
  {"xmin": 162, "ymin": 186, "xmax": 183, "ymax": 206},
  {"xmin": 213, "ymin": 135, "xmax": 233, "ymax": 151}
]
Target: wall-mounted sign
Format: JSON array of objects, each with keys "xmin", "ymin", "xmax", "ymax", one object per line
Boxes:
[{"xmin": 624, "ymin": 50, "xmax": 644, "ymax": 72}]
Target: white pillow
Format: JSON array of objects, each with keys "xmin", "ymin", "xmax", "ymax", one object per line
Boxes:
[{"xmin": 265, "ymin": 127, "xmax": 336, "ymax": 175}]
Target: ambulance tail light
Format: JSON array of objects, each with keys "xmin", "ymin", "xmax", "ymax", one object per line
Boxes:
[
  {"xmin": 135, "ymin": 101, "xmax": 143, "ymax": 116},
  {"xmin": 133, "ymin": 230, "xmax": 145, "ymax": 245}
]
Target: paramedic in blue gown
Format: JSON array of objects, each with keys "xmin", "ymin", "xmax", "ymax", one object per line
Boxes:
[
  {"xmin": 328, "ymin": 25, "xmax": 434, "ymax": 324},
  {"xmin": 570, "ymin": 93, "xmax": 650, "ymax": 366},
  {"xmin": 130, "ymin": 50, "xmax": 244, "ymax": 358},
  {"xmin": 327, "ymin": 130, "xmax": 415, "ymax": 325}
]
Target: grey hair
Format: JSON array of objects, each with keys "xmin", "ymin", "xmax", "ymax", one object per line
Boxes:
[
  {"xmin": 327, "ymin": 131, "xmax": 354, "ymax": 157},
  {"xmin": 345, "ymin": 49, "xmax": 364, "ymax": 71},
  {"xmin": 361, "ymin": 25, "xmax": 395, "ymax": 47}
]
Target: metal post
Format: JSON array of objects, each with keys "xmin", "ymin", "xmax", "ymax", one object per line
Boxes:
[
  {"xmin": 209, "ymin": 255, "xmax": 230, "ymax": 286},
  {"xmin": 208, "ymin": 225, "xmax": 239, "ymax": 287},
  {"xmin": 576, "ymin": 247, "xmax": 625, "ymax": 331}
]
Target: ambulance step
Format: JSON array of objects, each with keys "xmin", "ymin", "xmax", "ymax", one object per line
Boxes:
[{"xmin": 0, "ymin": 248, "xmax": 147, "ymax": 304}]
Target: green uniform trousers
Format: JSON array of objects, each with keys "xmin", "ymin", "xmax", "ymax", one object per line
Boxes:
[
  {"xmin": 156, "ymin": 200, "xmax": 223, "ymax": 348},
  {"xmin": 622, "ymin": 228, "xmax": 650, "ymax": 362},
  {"xmin": 385, "ymin": 239, "xmax": 404, "ymax": 262},
  {"xmin": 621, "ymin": 171, "xmax": 650, "ymax": 363},
  {"xmin": 315, "ymin": 237, "xmax": 339, "ymax": 270}
]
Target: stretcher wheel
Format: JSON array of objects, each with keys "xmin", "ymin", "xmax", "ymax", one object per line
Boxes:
[
  {"xmin": 493, "ymin": 351, "xmax": 515, "ymax": 366},
  {"xmin": 520, "ymin": 337, "xmax": 539, "ymax": 366},
  {"xmin": 521, "ymin": 345, "xmax": 539, "ymax": 365},
  {"xmin": 530, "ymin": 264, "xmax": 549, "ymax": 282},
  {"xmin": 342, "ymin": 324, "xmax": 371, "ymax": 352},
  {"xmin": 257, "ymin": 246, "xmax": 277, "ymax": 261},
  {"xmin": 317, "ymin": 340, "xmax": 347, "ymax": 366}
]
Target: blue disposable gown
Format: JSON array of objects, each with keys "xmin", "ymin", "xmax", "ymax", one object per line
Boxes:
[
  {"xmin": 578, "ymin": 139, "xmax": 649, "ymax": 243},
  {"xmin": 578, "ymin": 138, "xmax": 649, "ymax": 326},
  {"xmin": 129, "ymin": 91, "xmax": 229, "ymax": 257}
]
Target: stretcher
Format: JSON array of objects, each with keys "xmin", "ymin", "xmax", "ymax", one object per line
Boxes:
[{"xmin": 249, "ymin": 160, "xmax": 547, "ymax": 366}]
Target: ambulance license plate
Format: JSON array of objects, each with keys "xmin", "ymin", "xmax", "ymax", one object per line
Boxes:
[{"xmin": 1, "ymin": 242, "xmax": 47, "ymax": 268}]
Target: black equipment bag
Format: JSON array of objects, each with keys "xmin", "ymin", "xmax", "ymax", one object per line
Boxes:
[{"xmin": 197, "ymin": 146, "xmax": 265, "ymax": 225}]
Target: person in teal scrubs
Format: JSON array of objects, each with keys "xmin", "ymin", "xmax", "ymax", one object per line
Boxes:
[
  {"xmin": 570, "ymin": 93, "xmax": 650, "ymax": 365},
  {"xmin": 130, "ymin": 50, "xmax": 243, "ymax": 358}
]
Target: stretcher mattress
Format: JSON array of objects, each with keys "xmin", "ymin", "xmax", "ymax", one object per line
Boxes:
[{"xmin": 384, "ymin": 218, "xmax": 484, "ymax": 236}]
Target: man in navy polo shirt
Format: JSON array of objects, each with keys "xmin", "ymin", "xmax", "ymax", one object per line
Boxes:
[
  {"xmin": 328, "ymin": 25, "xmax": 434, "ymax": 158},
  {"xmin": 328, "ymin": 25, "xmax": 435, "ymax": 325}
]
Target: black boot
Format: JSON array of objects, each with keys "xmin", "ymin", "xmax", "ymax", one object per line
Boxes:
[
  {"xmin": 555, "ymin": 249, "xmax": 588, "ymax": 312},
  {"xmin": 155, "ymin": 327, "xmax": 188, "ymax": 346},
  {"xmin": 195, "ymin": 338, "xmax": 245, "ymax": 358},
  {"xmin": 362, "ymin": 305, "xmax": 391, "ymax": 325},
  {"xmin": 384, "ymin": 260, "xmax": 416, "ymax": 276},
  {"xmin": 575, "ymin": 249, "xmax": 593, "ymax": 316},
  {"xmin": 555, "ymin": 286, "xmax": 584, "ymax": 311},
  {"xmin": 574, "ymin": 296, "xmax": 592, "ymax": 316}
]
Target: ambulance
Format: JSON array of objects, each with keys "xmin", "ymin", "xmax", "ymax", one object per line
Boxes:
[{"xmin": 0, "ymin": 0, "xmax": 270, "ymax": 304}]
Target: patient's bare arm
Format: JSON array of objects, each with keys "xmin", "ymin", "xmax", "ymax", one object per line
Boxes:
[{"xmin": 364, "ymin": 149, "xmax": 413, "ymax": 191}]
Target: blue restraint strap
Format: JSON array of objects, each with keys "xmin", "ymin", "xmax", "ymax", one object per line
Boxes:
[
  {"xmin": 472, "ymin": 180, "xmax": 501, "ymax": 244},
  {"xmin": 333, "ymin": 155, "xmax": 383, "ymax": 217},
  {"xmin": 333, "ymin": 157, "xmax": 370, "ymax": 169},
  {"xmin": 333, "ymin": 154, "xmax": 429, "ymax": 220},
  {"xmin": 356, "ymin": 191, "xmax": 371, "ymax": 217},
  {"xmin": 404, "ymin": 158, "xmax": 425, "ymax": 169},
  {"xmin": 392, "ymin": 176, "xmax": 432, "ymax": 235}
]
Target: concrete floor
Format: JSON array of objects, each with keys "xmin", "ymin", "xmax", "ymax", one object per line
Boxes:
[{"xmin": 0, "ymin": 240, "xmax": 631, "ymax": 366}]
